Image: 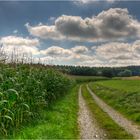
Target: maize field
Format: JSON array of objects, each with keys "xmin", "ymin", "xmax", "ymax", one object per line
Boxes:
[{"xmin": 0, "ymin": 64, "xmax": 74, "ymax": 138}]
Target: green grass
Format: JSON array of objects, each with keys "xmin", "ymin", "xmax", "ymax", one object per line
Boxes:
[
  {"xmin": 11, "ymin": 85, "xmax": 79, "ymax": 139},
  {"xmin": 89, "ymin": 80, "xmax": 140, "ymax": 125},
  {"xmin": 70, "ymin": 75, "xmax": 110, "ymax": 83},
  {"xmin": 92, "ymin": 79, "xmax": 140, "ymax": 92},
  {"xmin": 81, "ymin": 85, "xmax": 133, "ymax": 139}
]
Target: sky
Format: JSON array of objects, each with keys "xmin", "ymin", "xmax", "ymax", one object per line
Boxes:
[{"xmin": 1, "ymin": 0, "xmax": 140, "ymax": 67}]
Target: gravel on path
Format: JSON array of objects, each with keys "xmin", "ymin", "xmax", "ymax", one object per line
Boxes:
[{"xmin": 78, "ymin": 86, "xmax": 106, "ymax": 139}]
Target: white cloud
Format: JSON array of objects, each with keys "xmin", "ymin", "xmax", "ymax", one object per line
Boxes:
[
  {"xmin": 0, "ymin": 36, "xmax": 40, "ymax": 63},
  {"xmin": 0, "ymin": 36, "xmax": 39, "ymax": 47},
  {"xmin": 40, "ymin": 45, "xmax": 92, "ymax": 63},
  {"xmin": 90, "ymin": 40, "xmax": 140, "ymax": 66},
  {"xmin": 2, "ymin": 45, "xmax": 39, "ymax": 56},
  {"xmin": 2, "ymin": 35, "xmax": 140, "ymax": 67},
  {"xmin": 40, "ymin": 46, "xmax": 72, "ymax": 57},
  {"xmin": 25, "ymin": 23, "xmax": 64, "ymax": 40},
  {"xmin": 71, "ymin": 46, "xmax": 88, "ymax": 54},
  {"xmin": 64, "ymin": 40, "xmax": 140, "ymax": 67},
  {"xmin": 27, "ymin": 40, "xmax": 140, "ymax": 66},
  {"xmin": 26, "ymin": 8, "xmax": 140, "ymax": 42},
  {"xmin": 56, "ymin": 8, "xmax": 140, "ymax": 41},
  {"xmin": 95, "ymin": 42, "xmax": 132, "ymax": 60}
]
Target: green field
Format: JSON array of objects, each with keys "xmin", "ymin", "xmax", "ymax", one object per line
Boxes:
[
  {"xmin": 92, "ymin": 80, "xmax": 140, "ymax": 92},
  {"xmin": 70, "ymin": 75, "xmax": 110, "ymax": 83},
  {"xmin": 89, "ymin": 80, "xmax": 140, "ymax": 125},
  {"xmin": 81, "ymin": 85, "xmax": 133, "ymax": 139}
]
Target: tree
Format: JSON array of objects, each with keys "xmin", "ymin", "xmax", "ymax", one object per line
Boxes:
[
  {"xmin": 118, "ymin": 69, "xmax": 132, "ymax": 77},
  {"xmin": 101, "ymin": 68, "xmax": 114, "ymax": 77}
]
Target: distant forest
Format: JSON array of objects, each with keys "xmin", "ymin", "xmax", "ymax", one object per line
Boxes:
[{"xmin": 52, "ymin": 65, "xmax": 140, "ymax": 77}]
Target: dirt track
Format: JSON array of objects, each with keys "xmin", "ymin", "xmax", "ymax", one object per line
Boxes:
[
  {"xmin": 87, "ymin": 84, "xmax": 140, "ymax": 139},
  {"xmin": 78, "ymin": 86, "xmax": 106, "ymax": 139}
]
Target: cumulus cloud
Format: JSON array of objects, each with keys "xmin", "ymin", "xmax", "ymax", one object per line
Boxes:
[
  {"xmin": 132, "ymin": 40, "xmax": 140, "ymax": 57},
  {"xmin": 71, "ymin": 40, "xmax": 140, "ymax": 67},
  {"xmin": 39, "ymin": 45, "xmax": 91, "ymax": 63},
  {"xmin": 39, "ymin": 41, "xmax": 140, "ymax": 67},
  {"xmin": 0, "ymin": 36, "xmax": 40, "ymax": 57},
  {"xmin": 1, "ymin": 36, "xmax": 39, "ymax": 47},
  {"xmin": 55, "ymin": 15, "xmax": 99, "ymax": 41},
  {"xmin": 95, "ymin": 42, "xmax": 132, "ymax": 60},
  {"xmin": 71, "ymin": 46, "xmax": 88, "ymax": 54},
  {"xmin": 56, "ymin": 8, "xmax": 140, "ymax": 41},
  {"xmin": 91, "ymin": 40, "xmax": 140, "ymax": 66},
  {"xmin": 40, "ymin": 46, "xmax": 72, "ymax": 57},
  {"xmin": 25, "ymin": 23, "xmax": 64, "ymax": 40},
  {"xmin": 26, "ymin": 8, "xmax": 140, "ymax": 42},
  {"xmin": 35, "ymin": 41, "xmax": 140, "ymax": 66},
  {"xmin": 2, "ymin": 35, "xmax": 140, "ymax": 67},
  {"xmin": 96, "ymin": 8, "xmax": 140, "ymax": 40},
  {"xmin": 40, "ymin": 45, "xmax": 89, "ymax": 57},
  {"xmin": 9, "ymin": 39, "xmax": 138, "ymax": 67}
]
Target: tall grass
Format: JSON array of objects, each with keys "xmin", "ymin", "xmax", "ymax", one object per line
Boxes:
[
  {"xmin": 13, "ymin": 86, "xmax": 79, "ymax": 139},
  {"xmin": 0, "ymin": 64, "xmax": 74, "ymax": 137}
]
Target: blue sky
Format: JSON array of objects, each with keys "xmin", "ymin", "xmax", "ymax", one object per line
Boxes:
[
  {"xmin": 1, "ymin": 1, "xmax": 140, "ymax": 36},
  {"xmin": 1, "ymin": 1, "xmax": 140, "ymax": 66}
]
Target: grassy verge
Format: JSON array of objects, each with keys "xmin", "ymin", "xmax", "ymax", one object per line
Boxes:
[
  {"xmin": 11, "ymin": 86, "xmax": 79, "ymax": 139},
  {"xmin": 81, "ymin": 85, "xmax": 133, "ymax": 139},
  {"xmin": 89, "ymin": 80, "xmax": 140, "ymax": 125}
]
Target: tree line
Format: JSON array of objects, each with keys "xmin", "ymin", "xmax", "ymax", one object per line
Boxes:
[{"xmin": 52, "ymin": 65, "xmax": 140, "ymax": 77}]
